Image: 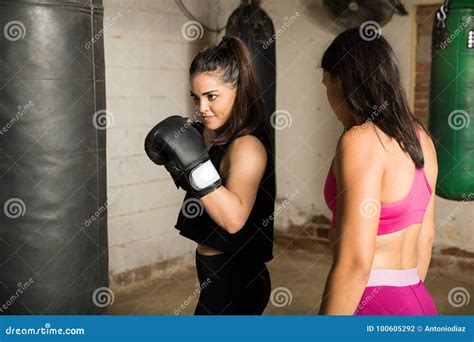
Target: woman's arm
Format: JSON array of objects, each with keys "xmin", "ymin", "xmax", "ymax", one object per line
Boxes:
[
  {"xmin": 416, "ymin": 136, "xmax": 438, "ymax": 281},
  {"xmin": 416, "ymin": 192, "xmax": 436, "ymax": 281},
  {"xmin": 319, "ymin": 128, "xmax": 383, "ymax": 315},
  {"xmin": 200, "ymin": 135, "xmax": 267, "ymax": 234}
]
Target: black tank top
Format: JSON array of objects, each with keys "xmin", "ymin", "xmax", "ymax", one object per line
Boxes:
[{"xmin": 174, "ymin": 124, "xmax": 275, "ymax": 263}]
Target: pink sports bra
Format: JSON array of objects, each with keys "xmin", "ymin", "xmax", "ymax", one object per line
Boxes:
[{"xmin": 323, "ymin": 125, "xmax": 432, "ymax": 235}]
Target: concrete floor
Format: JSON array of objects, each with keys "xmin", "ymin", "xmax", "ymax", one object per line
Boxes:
[{"xmin": 107, "ymin": 236, "xmax": 473, "ymax": 315}]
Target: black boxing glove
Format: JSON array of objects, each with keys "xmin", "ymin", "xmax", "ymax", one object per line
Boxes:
[
  {"xmin": 144, "ymin": 120, "xmax": 185, "ymax": 190},
  {"xmin": 144, "ymin": 115, "xmax": 221, "ymax": 198}
]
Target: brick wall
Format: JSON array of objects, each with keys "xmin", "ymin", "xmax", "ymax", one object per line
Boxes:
[
  {"xmin": 103, "ymin": 0, "xmax": 219, "ymax": 284},
  {"xmin": 414, "ymin": 5, "xmax": 439, "ymax": 126}
]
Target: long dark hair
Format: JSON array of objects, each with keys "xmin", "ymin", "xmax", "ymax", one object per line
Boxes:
[
  {"xmin": 321, "ymin": 28, "xmax": 428, "ymax": 168},
  {"xmin": 189, "ymin": 36, "xmax": 272, "ymax": 146}
]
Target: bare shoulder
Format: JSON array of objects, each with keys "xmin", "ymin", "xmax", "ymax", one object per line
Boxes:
[
  {"xmin": 227, "ymin": 135, "xmax": 266, "ymax": 159},
  {"xmin": 221, "ymin": 135, "xmax": 267, "ymax": 176},
  {"xmin": 334, "ymin": 123, "xmax": 385, "ymax": 190},
  {"xmin": 336, "ymin": 123, "xmax": 386, "ymax": 163}
]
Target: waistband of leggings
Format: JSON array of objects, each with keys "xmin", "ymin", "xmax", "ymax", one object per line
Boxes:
[{"xmin": 366, "ymin": 268, "xmax": 420, "ymax": 287}]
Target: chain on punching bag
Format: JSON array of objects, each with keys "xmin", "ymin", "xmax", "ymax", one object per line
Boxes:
[
  {"xmin": 429, "ymin": 0, "xmax": 474, "ymax": 201},
  {"xmin": 226, "ymin": 0, "xmax": 276, "ymax": 156},
  {"xmin": 0, "ymin": 0, "xmax": 108, "ymax": 314}
]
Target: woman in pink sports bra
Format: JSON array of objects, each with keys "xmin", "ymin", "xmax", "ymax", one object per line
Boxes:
[{"xmin": 318, "ymin": 29, "xmax": 438, "ymax": 315}]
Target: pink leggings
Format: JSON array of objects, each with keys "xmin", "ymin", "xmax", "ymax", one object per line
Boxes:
[{"xmin": 354, "ymin": 268, "xmax": 438, "ymax": 315}]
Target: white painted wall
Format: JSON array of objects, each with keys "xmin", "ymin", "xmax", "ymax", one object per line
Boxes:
[{"xmin": 103, "ymin": 0, "xmax": 221, "ymax": 275}]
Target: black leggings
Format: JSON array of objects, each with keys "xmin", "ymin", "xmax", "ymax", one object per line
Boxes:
[{"xmin": 194, "ymin": 249, "xmax": 271, "ymax": 315}]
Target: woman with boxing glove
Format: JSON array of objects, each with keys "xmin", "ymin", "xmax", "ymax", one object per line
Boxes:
[{"xmin": 144, "ymin": 36, "xmax": 275, "ymax": 315}]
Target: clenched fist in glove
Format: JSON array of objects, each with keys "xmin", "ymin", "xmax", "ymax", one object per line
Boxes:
[{"xmin": 144, "ymin": 115, "xmax": 222, "ymax": 198}]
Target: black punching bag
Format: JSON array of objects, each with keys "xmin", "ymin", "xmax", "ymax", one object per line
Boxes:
[
  {"xmin": 226, "ymin": 0, "xmax": 276, "ymax": 156},
  {"xmin": 0, "ymin": 0, "xmax": 108, "ymax": 314}
]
